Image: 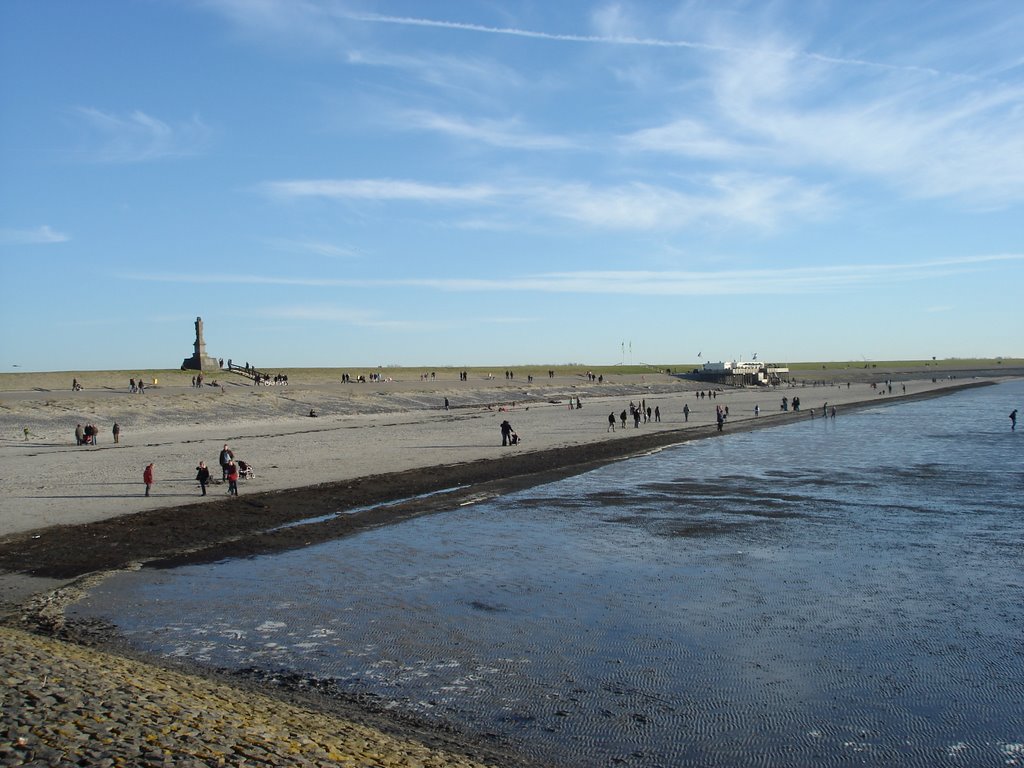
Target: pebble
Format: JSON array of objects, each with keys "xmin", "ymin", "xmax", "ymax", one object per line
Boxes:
[{"xmin": 0, "ymin": 626, "xmax": 494, "ymax": 767}]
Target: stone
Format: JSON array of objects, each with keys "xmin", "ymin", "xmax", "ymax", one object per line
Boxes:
[{"xmin": 181, "ymin": 316, "xmax": 221, "ymax": 372}]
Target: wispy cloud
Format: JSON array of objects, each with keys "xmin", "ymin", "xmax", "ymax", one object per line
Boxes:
[
  {"xmin": 73, "ymin": 108, "xmax": 211, "ymax": 162},
  {"xmin": 260, "ymin": 174, "xmax": 829, "ymax": 231},
  {"xmin": 260, "ymin": 304, "xmax": 450, "ymax": 331},
  {"xmin": 536, "ymin": 175, "xmax": 829, "ymax": 230},
  {"xmin": 706, "ymin": 47, "xmax": 1024, "ymax": 206},
  {"xmin": 268, "ymin": 238, "xmax": 362, "ymax": 259},
  {"xmin": 342, "ymin": 10, "xmax": 948, "ymax": 77},
  {"xmin": 397, "ymin": 109, "xmax": 577, "ymax": 150},
  {"xmin": 0, "ymin": 225, "xmax": 70, "ymax": 244},
  {"xmin": 622, "ymin": 118, "xmax": 759, "ymax": 161},
  {"xmin": 123, "ymin": 253, "xmax": 1023, "ymax": 296},
  {"xmin": 261, "ymin": 178, "xmax": 500, "ymax": 203}
]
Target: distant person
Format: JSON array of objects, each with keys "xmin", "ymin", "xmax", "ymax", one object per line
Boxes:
[
  {"xmin": 196, "ymin": 461, "xmax": 210, "ymax": 496},
  {"xmin": 219, "ymin": 444, "xmax": 234, "ymax": 480},
  {"xmin": 143, "ymin": 463, "xmax": 154, "ymax": 497},
  {"xmin": 654, "ymin": 406, "xmax": 661, "ymax": 422},
  {"xmin": 683, "ymin": 403, "xmax": 690, "ymax": 422},
  {"xmin": 226, "ymin": 460, "xmax": 239, "ymax": 495},
  {"xmin": 444, "ymin": 397, "xmax": 450, "ymax": 411},
  {"xmin": 112, "ymin": 422, "xmax": 120, "ymax": 443},
  {"xmin": 754, "ymin": 404, "xmax": 760, "ymax": 417},
  {"xmin": 608, "ymin": 412, "xmax": 616, "ymax": 432},
  {"xmin": 500, "ymin": 420, "xmax": 513, "ymax": 446},
  {"xmin": 75, "ymin": 424, "xmax": 84, "ymax": 446},
  {"xmin": 620, "ymin": 409, "xmax": 627, "ymax": 429},
  {"xmin": 308, "ymin": 408, "xmax": 318, "ymax": 417},
  {"xmin": 1011, "ymin": 409, "xmax": 1018, "ymax": 431}
]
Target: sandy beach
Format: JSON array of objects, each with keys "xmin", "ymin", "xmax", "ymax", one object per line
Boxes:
[
  {"xmin": 0, "ymin": 366, "xmax": 1010, "ymax": 601},
  {"xmin": 0, "ymin": 365, "xmax": 1017, "ymax": 767}
]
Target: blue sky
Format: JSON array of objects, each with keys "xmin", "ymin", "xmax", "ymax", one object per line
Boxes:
[{"xmin": 2, "ymin": 1, "xmax": 1022, "ymax": 371}]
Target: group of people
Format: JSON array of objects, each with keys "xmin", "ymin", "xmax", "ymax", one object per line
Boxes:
[
  {"xmin": 128, "ymin": 377, "xmax": 147, "ymax": 394},
  {"xmin": 74, "ymin": 423, "xmax": 101, "ymax": 445},
  {"xmin": 142, "ymin": 443, "xmax": 249, "ymax": 498},
  {"xmin": 75, "ymin": 422, "xmax": 120, "ymax": 445}
]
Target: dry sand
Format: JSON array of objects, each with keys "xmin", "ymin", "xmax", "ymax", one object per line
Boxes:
[{"xmin": 1, "ymin": 368, "xmax": 985, "ymax": 540}]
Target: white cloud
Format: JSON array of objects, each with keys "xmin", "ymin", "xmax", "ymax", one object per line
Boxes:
[
  {"xmin": 260, "ymin": 174, "xmax": 829, "ymax": 231},
  {"xmin": 707, "ymin": 46, "xmax": 1024, "ymax": 206},
  {"xmin": 0, "ymin": 225, "xmax": 70, "ymax": 244},
  {"xmin": 268, "ymin": 238, "xmax": 362, "ymax": 259},
  {"xmin": 74, "ymin": 108, "xmax": 211, "ymax": 163},
  {"xmin": 341, "ymin": 8, "xmax": 950, "ymax": 77},
  {"xmin": 535, "ymin": 175, "xmax": 829, "ymax": 230},
  {"xmin": 623, "ymin": 118, "xmax": 758, "ymax": 160},
  {"xmin": 262, "ymin": 178, "xmax": 500, "ymax": 203},
  {"xmin": 260, "ymin": 304, "xmax": 449, "ymax": 331},
  {"xmin": 124, "ymin": 253, "xmax": 1023, "ymax": 296},
  {"xmin": 397, "ymin": 110, "xmax": 576, "ymax": 150}
]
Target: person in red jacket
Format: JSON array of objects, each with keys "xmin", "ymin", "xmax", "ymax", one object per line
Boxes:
[
  {"xmin": 143, "ymin": 462, "xmax": 154, "ymax": 497},
  {"xmin": 226, "ymin": 460, "xmax": 239, "ymax": 496}
]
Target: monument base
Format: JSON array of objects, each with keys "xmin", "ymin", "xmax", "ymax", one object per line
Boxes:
[{"xmin": 181, "ymin": 355, "xmax": 221, "ymax": 371}]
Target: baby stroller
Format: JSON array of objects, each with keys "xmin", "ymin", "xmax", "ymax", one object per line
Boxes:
[{"xmin": 237, "ymin": 460, "xmax": 255, "ymax": 479}]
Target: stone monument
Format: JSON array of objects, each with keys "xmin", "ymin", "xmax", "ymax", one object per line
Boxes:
[{"xmin": 181, "ymin": 316, "xmax": 221, "ymax": 371}]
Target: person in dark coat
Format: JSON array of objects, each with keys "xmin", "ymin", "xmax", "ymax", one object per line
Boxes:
[
  {"xmin": 500, "ymin": 420, "xmax": 513, "ymax": 446},
  {"xmin": 219, "ymin": 444, "xmax": 234, "ymax": 480},
  {"xmin": 196, "ymin": 461, "xmax": 211, "ymax": 496}
]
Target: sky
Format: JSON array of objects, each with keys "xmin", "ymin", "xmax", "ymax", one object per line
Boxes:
[{"xmin": 1, "ymin": 1, "xmax": 1023, "ymax": 372}]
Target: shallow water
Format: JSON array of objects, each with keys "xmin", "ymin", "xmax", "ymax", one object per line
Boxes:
[{"xmin": 70, "ymin": 380, "xmax": 1024, "ymax": 767}]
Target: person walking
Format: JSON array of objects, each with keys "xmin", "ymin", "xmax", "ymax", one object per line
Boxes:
[
  {"xmin": 112, "ymin": 422, "xmax": 121, "ymax": 444},
  {"xmin": 1011, "ymin": 409, "xmax": 1018, "ymax": 431},
  {"xmin": 683, "ymin": 403, "xmax": 690, "ymax": 422},
  {"xmin": 219, "ymin": 444, "xmax": 234, "ymax": 480},
  {"xmin": 226, "ymin": 460, "xmax": 239, "ymax": 495},
  {"xmin": 500, "ymin": 420, "xmax": 513, "ymax": 446},
  {"xmin": 196, "ymin": 461, "xmax": 211, "ymax": 496},
  {"xmin": 143, "ymin": 463, "xmax": 155, "ymax": 497},
  {"xmin": 607, "ymin": 412, "xmax": 616, "ymax": 432}
]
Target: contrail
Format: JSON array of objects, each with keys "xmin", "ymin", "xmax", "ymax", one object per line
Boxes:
[{"xmin": 341, "ymin": 11, "xmax": 950, "ymax": 77}]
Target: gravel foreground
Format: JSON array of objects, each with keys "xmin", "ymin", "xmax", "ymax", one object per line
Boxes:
[{"xmin": 1, "ymin": 624, "xmax": 512, "ymax": 768}]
